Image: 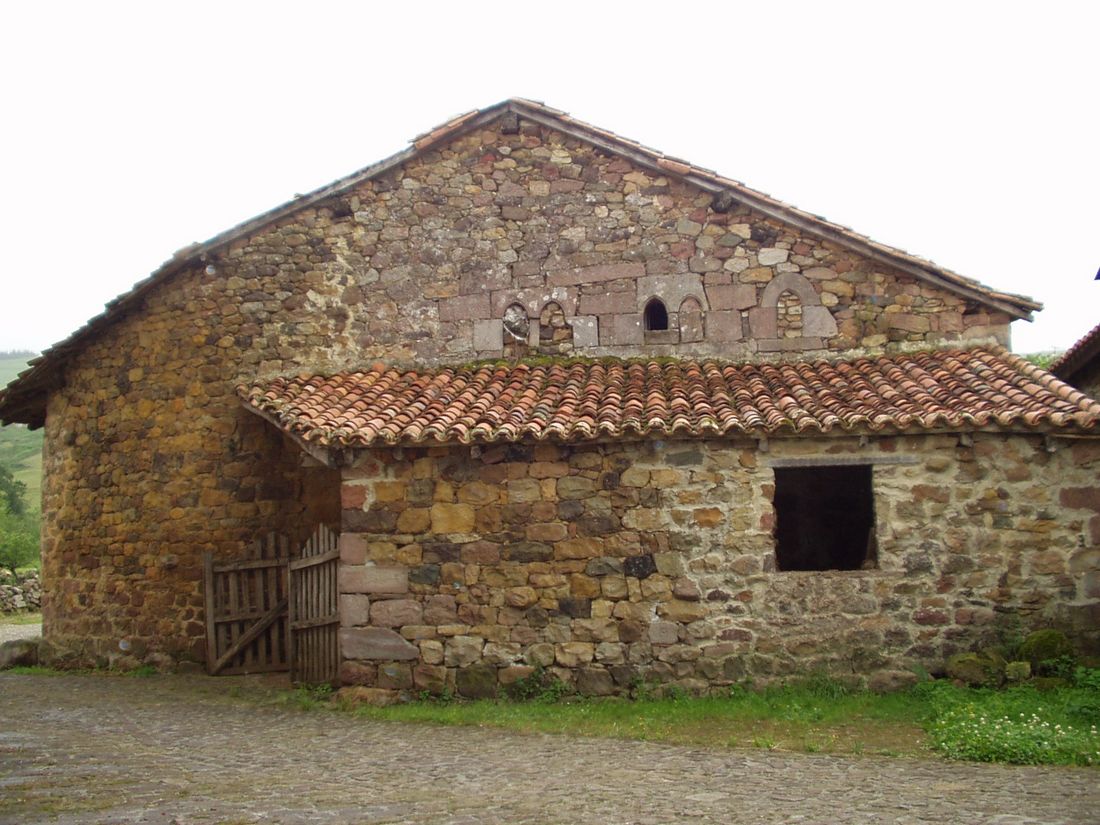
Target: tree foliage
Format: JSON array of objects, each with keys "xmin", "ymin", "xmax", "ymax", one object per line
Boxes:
[
  {"xmin": 0, "ymin": 462, "xmax": 37, "ymax": 576},
  {"xmin": 0, "ymin": 463, "xmax": 28, "ymax": 516}
]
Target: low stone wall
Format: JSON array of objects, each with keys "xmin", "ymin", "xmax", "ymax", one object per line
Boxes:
[
  {"xmin": 1, "ymin": 573, "xmax": 41, "ymax": 613},
  {"xmin": 335, "ymin": 434, "xmax": 1099, "ymax": 699}
]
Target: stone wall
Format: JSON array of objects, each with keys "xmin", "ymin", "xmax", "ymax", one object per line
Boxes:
[
  {"xmin": 36, "ymin": 111, "xmax": 1014, "ymax": 665},
  {"xmin": 337, "ymin": 434, "xmax": 1100, "ymax": 697},
  {"xmin": 0, "ymin": 573, "xmax": 41, "ymax": 613}
]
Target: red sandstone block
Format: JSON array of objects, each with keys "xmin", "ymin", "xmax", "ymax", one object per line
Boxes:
[
  {"xmin": 341, "ymin": 482, "xmax": 366, "ymax": 510},
  {"xmin": 340, "ymin": 565, "xmax": 408, "ymax": 595},
  {"xmin": 913, "ymin": 608, "xmax": 950, "ymax": 625},
  {"xmin": 1061, "ymin": 487, "xmax": 1100, "ymax": 512}
]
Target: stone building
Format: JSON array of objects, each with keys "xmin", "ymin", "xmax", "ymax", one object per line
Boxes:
[{"xmin": 1, "ymin": 99, "xmax": 1098, "ymax": 695}]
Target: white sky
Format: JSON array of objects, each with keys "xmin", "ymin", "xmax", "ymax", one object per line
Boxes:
[{"xmin": 1, "ymin": 1, "xmax": 1096, "ymax": 356}]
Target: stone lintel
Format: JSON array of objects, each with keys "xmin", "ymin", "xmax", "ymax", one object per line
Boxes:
[
  {"xmin": 547, "ymin": 262, "xmax": 645, "ymax": 287},
  {"xmin": 340, "ymin": 565, "xmax": 409, "ymax": 595},
  {"xmin": 704, "ymin": 283, "xmax": 756, "ymax": 311},
  {"xmin": 438, "ymin": 293, "xmax": 491, "ymax": 322}
]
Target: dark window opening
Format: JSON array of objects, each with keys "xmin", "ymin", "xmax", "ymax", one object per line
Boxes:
[
  {"xmin": 773, "ymin": 465, "xmax": 876, "ymax": 571},
  {"xmin": 644, "ymin": 298, "xmax": 669, "ymax": 331}
]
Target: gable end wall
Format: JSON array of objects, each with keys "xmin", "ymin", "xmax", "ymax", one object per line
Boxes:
[{"xmin": 37, "ymin": 116, "xmax": 1015, "ymax": 664}]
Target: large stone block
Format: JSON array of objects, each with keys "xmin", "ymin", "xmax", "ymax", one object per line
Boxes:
[
  {"xmin": 438, "ymin": 293, "xmax": 491, "ymax": 321},
  {"xmin": 600, "ymin": 313, "xmax": 644, "ymax": 346},
  {"xmin": 339, "ymin": 565, "xmax": 408, "ymax": 595},
  {"xmin": 576, "ymin": 667, "xmax": 616, "ymax": 696},
  {"xmin": 340, "ymin": 628, "xmax": 419, "ymax": 661},
  {"xmin": 456, "ymin": 664, "xmax": 498, "ymax": 698},
  {"xmin": 802, "ymin": 305, "xmax": 838, "ymax": 337},
  {"xmin": 547, "ymin": 262, "xmax": 645, "ymax": 287},
  {"xmin": 473, "ymin": 319, "xmax": 503, "ymax": 352},
  {"xmin": 445, "ymin": 635, "xmax": 484, "ymax": 667},
  {"xmin": 704, "ymin": 283, "xmax": 756, "ymax": 311},
  {"xmin": 430, "ymin": 503, "xmax": 475, "ymax": 533},
  {"xmin": 747, "ymin": 306, "xmax": 776, "ymax": 338},
  {"xmin": 338, "ymin": 533, "xmax": 367, "ymax": 565},
  {"xmin": 340, "ymin": 594, "xmax": 370, "ymax": 627},
  {"xmin": 370, "ymin": 598, "xmax": 423, "ymax": 627}
]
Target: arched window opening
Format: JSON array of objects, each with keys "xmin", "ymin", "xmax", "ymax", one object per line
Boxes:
[
  {"xmin": 538, "ymin": 301, "xmax": 574, "ymax": 355},
  {"xmin": 644, "ymin": 299, "xmax": 669, "ymax": 331},
  {"xmin": 776, "ymin": 290, "xmax": 803, "ymax": 338},
  {"xmin": 502, "ymin": 303, "xmax": 530, "ymax": 359},
  {"xmin": 679, "ymin": 296, "xmax": 704, "ymax": 343}
]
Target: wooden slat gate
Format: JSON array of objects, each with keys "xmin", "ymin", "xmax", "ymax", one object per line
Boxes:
[
  {"xmin": 203, "ymin": 533, "xmax": 291, "ymax": 675},
  {"xmin": 289, "ymin": 524, "xmax": 341, "ymax": 684},
  {"xmin": 203, "ymin": 525, "xmax": 340, "ymax": 682}
]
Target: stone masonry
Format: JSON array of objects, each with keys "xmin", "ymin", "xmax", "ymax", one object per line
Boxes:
[
  {"xmin": 336, "ymin": 434, "xmax": 1100, "ymax": 698},
  {"xmin": 29, "ymin": 110, "xmax": 1025, "ymax": 666}
]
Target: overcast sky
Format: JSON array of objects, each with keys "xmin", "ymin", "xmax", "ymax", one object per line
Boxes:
[{"xmin": 1, "ymin": 2, "xmax": 1096, "ymax": 357}]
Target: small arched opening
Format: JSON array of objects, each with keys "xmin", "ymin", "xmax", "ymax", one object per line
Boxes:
[
  {"xmin": 644, "ymin": 298, "xmax": 669, "ymax": 332},
  {"xmin": 538, "ymin": 301, "xmax": 574, "ymax": 355}
]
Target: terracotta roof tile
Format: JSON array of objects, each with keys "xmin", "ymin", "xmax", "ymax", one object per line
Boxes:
[
  {"xmin": 238, "ymin": 348, "xmax": 1099, "ymax": 448},
  {"xmin": 1051, "ymin": 321, "xmax": 1100, "ymax": 384}
]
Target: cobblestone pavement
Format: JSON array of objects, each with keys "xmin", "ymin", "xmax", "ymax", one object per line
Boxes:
[
  {"xmin": 0, "ymin": 621, "xmax": 41, "ymax": 644},
  {"xmin": 1, "ymin": 674, "xmax": 1096, "ymax": 825}
]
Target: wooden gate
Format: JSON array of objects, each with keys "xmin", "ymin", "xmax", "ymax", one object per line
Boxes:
[
  {"xmin": 203, "ymin": 525, "xmax": 340, "ymax": 681},
  {"xmin": 203, "ymin": 533, "xmax": 291, "ymax": 675},
  {"xmin": 289, "ymin": 524, "xmax": 341, "ymax": 684}
]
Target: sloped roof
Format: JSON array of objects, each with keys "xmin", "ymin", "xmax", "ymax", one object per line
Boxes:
[
  {"xmin": 0, "ymin": 98, "xmax": 1042, "ymax": 428},
  {"xmin": 1051, "ymin": 322, "xmax": 1100, "ymax": 385},
  {"xmin": 239, "ymin": 348, "xmax": 1098, "ymax": 450}
]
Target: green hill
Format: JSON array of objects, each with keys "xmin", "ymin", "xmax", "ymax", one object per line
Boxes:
[{"xmin": 0, "ymin": 353, "xmax": 43, "ymax": 510}]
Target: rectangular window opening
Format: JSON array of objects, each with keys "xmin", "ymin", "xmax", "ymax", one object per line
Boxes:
[{"xmin": 773, "ymin": 465, "xmax": 876, "ymax": 571}]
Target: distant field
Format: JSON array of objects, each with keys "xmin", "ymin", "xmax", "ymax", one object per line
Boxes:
[
  {"xmin": 0, "ymin": 353, "xmax": 34, "ymax": 387},
  {"xmin": 0, "ymin": 354, "xmax": 43, "ymax": 509}
]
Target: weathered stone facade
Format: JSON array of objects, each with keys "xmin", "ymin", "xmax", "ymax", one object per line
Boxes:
[
  {"xmin": 335, "ymin": 434, "xmax": 1100, "ymax": 697},
  {"xmin": 10, "ymin": 101, "xmax": 1072, "ymax": 675}
]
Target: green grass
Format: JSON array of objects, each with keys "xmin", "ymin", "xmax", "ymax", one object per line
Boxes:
[
  {"xmin": 3, "ymin": 667, "xmax": 1097, "ymax": 766},
  {"xmin": 920, "ymin": 677, "xmax": 1100, "ymax": 766},
  {"xmin": 0, "ymin": 611, "xmax": 42, "ymax": 626},
  {"xmin": 340, "ymin": 679, "xmax": 933, "ymax": 758},
  {"xmin": 333, "ymin": 674, "xmax": 1100, "ymax": 765}
]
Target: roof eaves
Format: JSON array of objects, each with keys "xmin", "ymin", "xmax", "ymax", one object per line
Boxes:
[{"xmin": 1051, "ymin": 322, "xmax": 1100, "ymax": 382}]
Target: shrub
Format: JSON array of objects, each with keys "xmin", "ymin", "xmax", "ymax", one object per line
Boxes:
[
  {"xmin": 945, "ymin": 652, "xmax": 1003, "ymax": 687},
  {"xmin": 0, "ymin": 508, "xmax": 38, "ymax": 577},
  {"xmin": 1019, "ymin": 630, "xmax": 1074, "ymax": 671},
  {"xmin": 506, "ymin": 666, "xmax": 569, "ymax": 703}
]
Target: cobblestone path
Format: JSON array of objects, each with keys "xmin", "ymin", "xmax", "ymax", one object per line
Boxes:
[
  {"xmin": 1, "ymin": 674, "xmax": 1096, "ymax": 824},
  {"xmin": 0, "ymin": 621, "xmax": 40, "ymax": 645}
]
